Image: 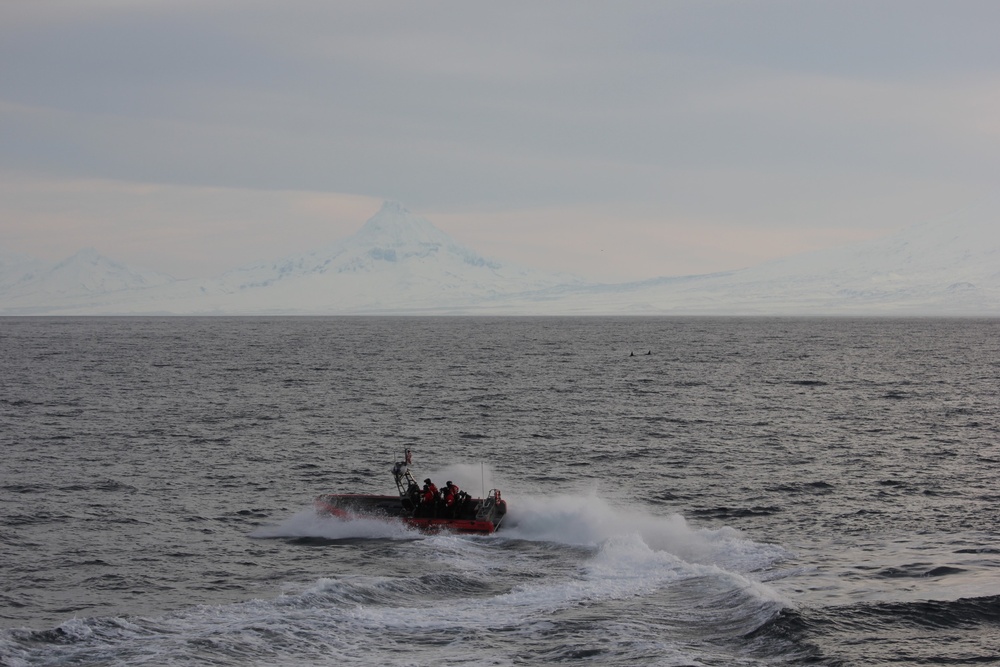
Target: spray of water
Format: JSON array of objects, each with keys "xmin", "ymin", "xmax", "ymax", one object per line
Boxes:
[{"xmin": 502, "ymin": 492, "xmax": 791, "ymax": 574}]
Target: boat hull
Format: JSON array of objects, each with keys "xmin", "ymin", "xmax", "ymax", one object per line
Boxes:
[{"xmin": 315, "ymin": 493, "xmax": 506, "ymax": 535}]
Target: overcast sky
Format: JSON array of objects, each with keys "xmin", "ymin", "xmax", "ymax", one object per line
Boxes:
[{"xmin": 2, "ymin": 1, "xmax": 998, "ymax": 281}]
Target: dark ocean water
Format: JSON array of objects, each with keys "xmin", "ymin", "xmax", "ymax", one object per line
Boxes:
[{"xmin": 1, "ymin": 317, "xmax": 999, "ymax": 666}]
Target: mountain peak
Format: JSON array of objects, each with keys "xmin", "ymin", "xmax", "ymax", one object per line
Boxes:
[
  {"xmin": 354, "ymin": 200, "xmax": 453, "ymax": 248},
  {"xmin": 53, "ymin": 247, "xmax": 118, "ymax": 271},
  {"xmin": 378, "ymin": 200, "xmax": 409, "ymax": 215}
]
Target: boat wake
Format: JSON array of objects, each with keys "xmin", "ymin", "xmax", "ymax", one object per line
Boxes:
[
  {"xmin": 3, "ymin": 493, "xmax": 795, "ymax": 667},
  {"xmin": 255, "ymin": 491, "xmax": 791, "ymax": 586},
  {"xmin": 503, "ymin": 492, "xmax": 792, "ymax": 574}
]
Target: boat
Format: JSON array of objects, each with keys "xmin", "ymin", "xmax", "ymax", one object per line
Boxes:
[{"xmin": 315, "ymin": 450, "xmax": 507, "ymax": 535}]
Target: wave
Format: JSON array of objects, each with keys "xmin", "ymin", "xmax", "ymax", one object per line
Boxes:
[
  {"xmin": 817, "ymin": 594, "xmax": 1000, "ymax": 631},
  {"xmin": 875, "ymin": 564, "xmax": 968, "ymax": 579},
  {"xmin": 1, "ymin": 532, "xmax": 789, "ymax": 667},
  {"xmin": 744, "ymin": 594, "xmax": 1000, "ymax": 665}
]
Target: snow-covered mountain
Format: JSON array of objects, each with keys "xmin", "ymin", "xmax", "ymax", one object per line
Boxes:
[
  {"xmin": 209, "ymin": 201, "xmax": 581, "ymax": 306},
  {"xmin": 533, "ymin": 204, "xmax": 1000, "ymax": 315},
  {"xmin": 726, "ymin": 208, "xmax": 1000, "ymax": 313},
  {"xmin": 183, "ymin": 200, "xmax": 586, "ymax": 314},
  {"xmin": 0, "ymin": 251, "xmax": 48, "ymax": 292},
  {"xmin": 0, "ymin": 202, "xmax": 587, "ymax": 315},
  {"xmin": 0, "ymin": 248, "xmax": 175, "ymax": 314},
  {"xmin": 2, "ymin": 199, "xmax": 998, "ymax": 315}
]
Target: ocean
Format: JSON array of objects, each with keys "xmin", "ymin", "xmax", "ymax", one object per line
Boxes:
[{"xmin": 1, "ymin": 317, "xmax": 998, "ymax": 666}]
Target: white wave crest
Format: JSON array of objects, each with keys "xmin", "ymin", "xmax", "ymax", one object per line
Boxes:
[{"xmin": 501, "ymin": 492, "xmax": 790, "ymax": 573}]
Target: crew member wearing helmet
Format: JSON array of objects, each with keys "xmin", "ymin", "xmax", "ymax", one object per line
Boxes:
[
  {"xmin": 442, "ymin": 481, "xmax": 457, "ymax": 509},
  {"xmin": 422, "ymin": 479, "xmax": 438, "ymax": 504},
  {"xmin": 419, "ymin": 479, "xmax": 439, "ymax": 518}
]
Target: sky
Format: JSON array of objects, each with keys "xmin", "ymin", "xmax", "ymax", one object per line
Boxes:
[{"xmin": 1, "ymin": 0, "xmax": 998, "ymax": 282}]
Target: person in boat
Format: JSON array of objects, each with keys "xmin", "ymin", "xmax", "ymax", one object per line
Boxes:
[
  {"xmin": 441, "ymin": 481, "xmax": 458, "ymax": 517},
  {"xmin": 420, "ymin": 479, "xmax": 438, "ymax": 517},
  {"xmin": 407, "ymin": 480, "xmax": 421, "ymax": 508},
  {"xmin": 449, "ymin": 481, "xmax": 471, "ymax": 512}
]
